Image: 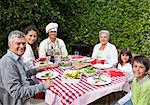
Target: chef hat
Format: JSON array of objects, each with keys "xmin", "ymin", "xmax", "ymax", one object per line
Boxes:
[{"xmin": 45, "ymin": 22, "xmax": 58, "ymax": 33}]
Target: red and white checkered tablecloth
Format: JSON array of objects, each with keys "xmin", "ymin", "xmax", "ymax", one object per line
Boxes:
[
  {"xmin": 39, "ymin": 67, "xmax": 130, "ymax": 105},
  {"xmin": 34, "ymin": 57, "xmax": 130, "ymax": 105}
]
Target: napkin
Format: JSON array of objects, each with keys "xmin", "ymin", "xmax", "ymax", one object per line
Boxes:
[
  {"xmin": 90, "ymin": 59, "xmax": 106, "ymax": 64},
  {"xmin": 72, "ymin": 55, "xmax": 84, "ymax": 59},
  {"xmin": 39, "ymin": 58, "xmax": 46, "ymax": 61},
  {"xmin": 34, "ymin": 92, "xmax": 45, "ymax": 99},
  {"xmin": 90, "ymin": 59, "xmax": 97, "ymax": 64},
  {"xmin": 108, "ymin": 71, "xmax": 125, "ymax": 77}
]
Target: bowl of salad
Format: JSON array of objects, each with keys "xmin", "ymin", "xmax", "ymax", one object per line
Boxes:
[
  {"xmin": 80, "ymin": 66, "xmax": 97, "ymax": 76},
  {"xmin": 61, "ymin": 56, "xmax": 70, "ymax": 61},
  {"xmin": 62, "ymin": 70, "xmax": 82, "ymax": 83},
  {"xmin": 59, "ymin": 61, "xmax": 72, "ymax": 69}
]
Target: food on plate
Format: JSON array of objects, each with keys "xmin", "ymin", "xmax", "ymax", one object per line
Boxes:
[
  {"xmin": 87, "ymin": 74, "xmax": 111, "ymax": 85},
  {"xmin": 64, "ymin": 71, "xmax": 81, "ymax": 79},
  {"xmin": 81, "ymin": 66, "xmax": 96, "ymax": 74},
  {"xmin": 39, "ymin": 61, "xmax": 47, "ymax": 64},
  {"xmin": 93, "ymin": 74, "xmax": 107, "ymax": 82},
  {"xmin": 59, "ymin": 61, "xmax": 72, "ymax": 67},
  {"xmin": 61, "ymin": 56, "xmax": 70, "ymax": 61},
  {"xmin": 39, "ymin": 58, "xmax": 47, "ymax": 64},
  {"xmin": 36, "ymin": 71, "xmax": 59, "ymax": 79},
  {"xmin": 41, "ymin": 72, "xmax": 53, "ymax": 78}
]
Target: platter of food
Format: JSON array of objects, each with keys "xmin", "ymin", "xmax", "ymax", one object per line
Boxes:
[
  {"xmin": 36, "ymin": 71, "xmax": 59, "ymax": 79},
  {"xmin": 59, "ymin": 61, "xmax": 72, "ymax": 69},
  {"xmin": 62, "ymin": 70, "xmax": 82, "ymax": 83},
  {"xmin": 61, "ymin": 56, "xmax": 71, "ymax": 61},
  {"xmin": 87, "ymin": 74, "xmax": 111, "ymax": 85}
]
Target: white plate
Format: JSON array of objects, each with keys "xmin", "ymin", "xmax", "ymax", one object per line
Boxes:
[
  {"xmin": 61, "ymin": 70, "xmax": 82, "ymax": 83},
  {"xmin": 59, "ymin": 61, "xmax": 72, "ymax": 69},
  {"xmin": 87, "ymin": 75, "xmax": 111, "ymax": 85},
  {"xmin": 36, "ymin": 71, "xmax": 59, "ymax": 79},
  {"xmin": 35, "ymin": 61, "xmax": 53, "ymax": 67},
  {"xmin": 61, "ymin": 56, "xmax": 71, "ymax": 61},
  {"xmin": 71, "ymin": 58, "xmax": 79, "ymax": 62},
  {"xmin": 79, "ymin": 57, "xmax": 94, "ymax": 63},
  {"xmin": 93, "ymin": 64, "xmax": 112, "ymax": 69}
]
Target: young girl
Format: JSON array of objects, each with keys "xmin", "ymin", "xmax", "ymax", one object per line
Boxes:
[
  {"xmin": 22, "ymin": 25, "xmax": 39, "ymax": 64},
  {"xmin": 22, "ymin": 26, "xmax": 58, "ymax": 69},
  {"xmin": 116, "ymin": 56, "xmax": 150, "ymax": 105},
  {"xmin": 117, "ymin": 48, "xmax": 134, "ymax": 82}
]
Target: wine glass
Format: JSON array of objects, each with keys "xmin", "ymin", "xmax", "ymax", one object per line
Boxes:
[{"xmin": 96, "ymin": 54, "xmax": 101, "ymax": 64}]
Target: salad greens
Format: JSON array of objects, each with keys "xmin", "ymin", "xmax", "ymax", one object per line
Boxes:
[
  {"xmin": 41, "ymin": 72, "xmax": 53, "ymax": 78},
  {"xmin": 59, "ymin": 61, "xmax": 72, "ymax": 67},
  {"xmin": 64, "ymin": 71, "xmax": 81, "ymax": 79},
  {"xmin": 81, "ymin": 66, "xmax": 96, "ymax": 74},
  {"xmin": 61, "ymin": 56, "xmax": 70, "ymax": 61}
]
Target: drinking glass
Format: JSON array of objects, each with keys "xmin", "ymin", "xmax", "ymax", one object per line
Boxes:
[
  {"xmin": 54, "ymin": 48, "xmax": 61, "ymax": 56},
  {"xmin": 46, "ymin": 49, "xmax": 53, "ymax": 56},
  {"xmin": 54, "ymin": 55, "xmax": 61, "ymax": 64},
  {"xmin": 74, "ymin": 51, "xmax": 79, "ymax": 55},
  {"xmin": 96, "ymin": 56, "xmax": 101, "ymax": 64},
  {"xmin": 74, "ymin": 51, "xmax": 79, "ymax": 59},
  {"xmin": 46, "ymin": 49, "xmax": 53, "ymax": 63}
]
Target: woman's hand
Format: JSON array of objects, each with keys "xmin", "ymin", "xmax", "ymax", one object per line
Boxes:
[
  {"xmin": 49, "ymin": 63, "xmax": 59, "ymax": 68},
  {"xmin": 36, "ymin": 64, "xmax": 59, "ymax": 71},
  {"xmin": 44, "ymin": 79, "xmax": 54, "ymax": 89}
]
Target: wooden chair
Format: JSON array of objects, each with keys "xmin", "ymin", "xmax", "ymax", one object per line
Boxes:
[{"xmin": 104, "ymin": 91, "xmax": 127, "ymax": 105}]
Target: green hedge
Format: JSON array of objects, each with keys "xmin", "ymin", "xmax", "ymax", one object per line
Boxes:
[
  {"xmin": 0, "ymin": 0, "xmax": 150, "ymax": 57},
  {"xmin": 0, "ymin": 0, "xmax": 65, "ymax": 55},
  {"xmin": 57, "ymin": 0, "xmax": 150, "ymax": 56}
]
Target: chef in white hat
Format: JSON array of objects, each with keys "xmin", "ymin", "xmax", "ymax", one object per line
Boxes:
[{"xmin": 39, "ymin": 22, "xmax": 68, "ymax": 58}]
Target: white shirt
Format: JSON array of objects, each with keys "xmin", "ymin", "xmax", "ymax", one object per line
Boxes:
[
  {"xmin": 39, "ymin": 38, "xmax": 68, "ymax": 58},
  {"xmin": 118, "ymin": 63, "xmax": 134, "ymax": 82},
  {"xmin": 92, "ymin": 42, "xmax": 118, "ymax": 66},
  {"xmin": 22, "ymin": 43, "xmax": 35, "ymax": 63}
]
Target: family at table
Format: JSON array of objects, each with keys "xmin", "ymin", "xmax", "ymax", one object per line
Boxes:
[{"xmin": 0, "ymin": 22, "xmax": 149, "ymax": 105}]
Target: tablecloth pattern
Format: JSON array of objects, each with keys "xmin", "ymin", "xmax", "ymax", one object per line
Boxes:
[{"xmin": 38, "ymin": 67, "xmax": 129, "ymax": 105}]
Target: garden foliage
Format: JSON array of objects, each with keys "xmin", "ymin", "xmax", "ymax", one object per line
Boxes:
[{"xmin": 0, "ymin": 0, "xmax": 150, "ymax": 56}]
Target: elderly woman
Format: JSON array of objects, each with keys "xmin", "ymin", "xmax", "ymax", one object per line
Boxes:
[
  {"xmin": 39, "ymin": 22, "xmax": 68, "ymax": 58},
  {"xmin": 92, "ymin": 30, "xmax": 118, "ymax": 67}
]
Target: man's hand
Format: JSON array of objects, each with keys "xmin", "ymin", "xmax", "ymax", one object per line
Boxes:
[{"xmin": 36, "ymin": 64, "xmax": 59, "ymax": 71}]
